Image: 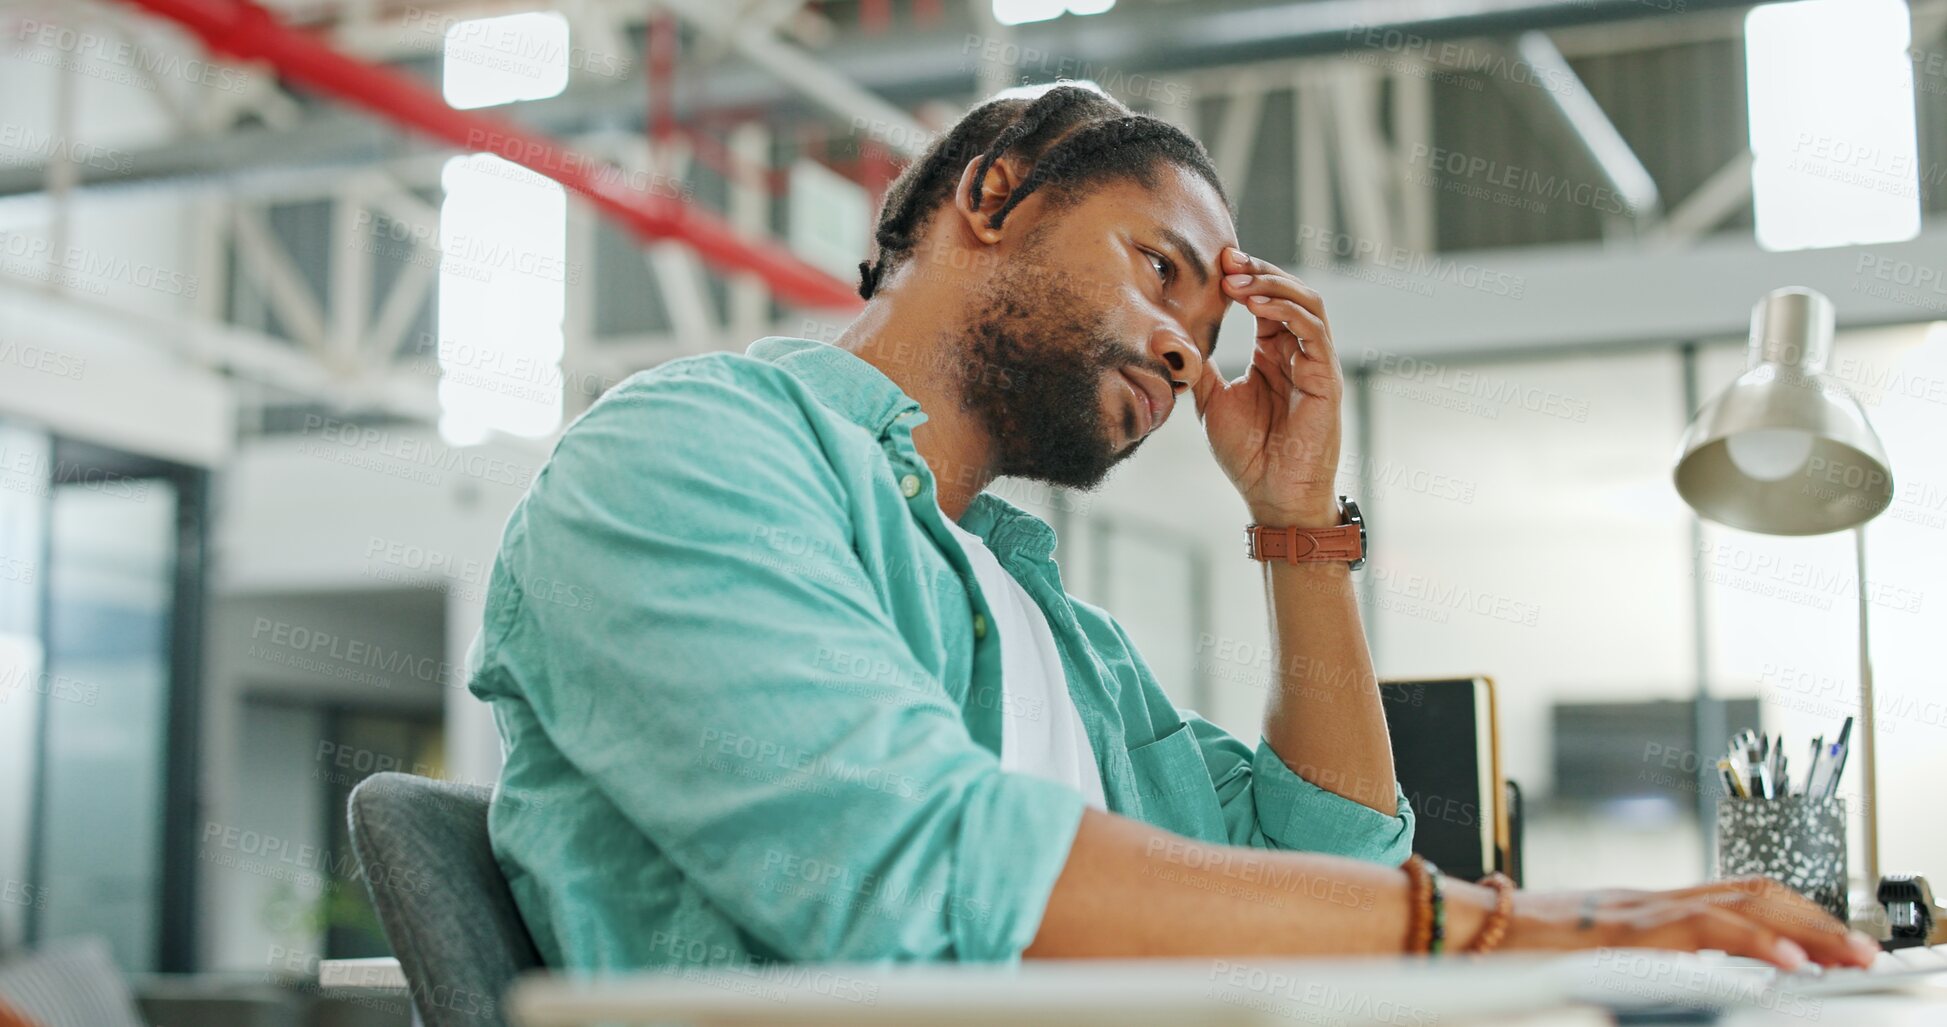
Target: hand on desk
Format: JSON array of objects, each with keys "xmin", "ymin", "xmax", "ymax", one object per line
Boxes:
[
  {"xmin": 1028, "ymin": 809, "xmax": 1879, "ymax": 971},
  {"xmin": 1499, "ymin": 876, "xmax": 1880, "ymax": 970}
]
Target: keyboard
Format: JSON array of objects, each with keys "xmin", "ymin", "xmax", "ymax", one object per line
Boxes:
[
  {"xmin": 1779, "ymin": 941, "xmax": 1947, "ymax": 996},
  {"xmin": 1562, "ymin": 942, "xmax": 1947, "ymax": 1012}
]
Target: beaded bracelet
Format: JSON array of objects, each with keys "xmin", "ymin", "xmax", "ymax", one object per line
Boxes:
[
  {"xmin": 1466, "ymin": 872, "xmax": 1516, "ymax": 953},
  {"xmin": 1402, "ymin": 854, "xmax": 1433, "ymax": 953},
  {"xmin": 1426, "ymin": 865, "xmax": 1447, "ymax": 955}
]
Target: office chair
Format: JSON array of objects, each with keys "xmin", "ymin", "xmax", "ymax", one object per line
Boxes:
[{"xmin": 347, "ymin": 773, "xmax": 543, "ymax": 1027}]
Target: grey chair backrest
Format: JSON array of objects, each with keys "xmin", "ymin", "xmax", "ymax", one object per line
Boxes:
[{"xmin": 348, "ymin": 772, "xmax": 543, "ymax": 1027}]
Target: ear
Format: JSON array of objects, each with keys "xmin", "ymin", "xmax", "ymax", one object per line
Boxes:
[{"xmin": 951, "ymin": 154, "xmax": 1031, "ymax": 246}]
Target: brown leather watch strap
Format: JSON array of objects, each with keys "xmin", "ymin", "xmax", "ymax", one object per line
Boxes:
[{"xmin": 1244, "ymin": 498, "xmax": 1365, "ymax": 568}]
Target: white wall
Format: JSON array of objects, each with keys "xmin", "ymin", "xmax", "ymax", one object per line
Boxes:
[
  {"xmin": 199, "ymin": 427, "xmax": 539, "ymax": 968},
  {"xmin": 0, "ymin": 285, "xmax": 234, "ymax": 467},
  {"xmin": 200, "ymin": 590, "xmax": 445, "ymax": 971}
]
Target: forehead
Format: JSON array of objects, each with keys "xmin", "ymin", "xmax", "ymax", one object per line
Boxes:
[{"xmin": 1072, "ymin": 162, "xmax": 1236, "ymax": 253}]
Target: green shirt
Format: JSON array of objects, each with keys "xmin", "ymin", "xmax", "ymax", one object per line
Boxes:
[{"xmin": 468, "ymin": 336, "xmax": 1414, "ymax": 971}]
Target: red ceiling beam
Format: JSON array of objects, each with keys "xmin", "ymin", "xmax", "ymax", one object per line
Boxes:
[{"xmin": 119, "ymin": 0, "xmax": 864, "ymax": 312}]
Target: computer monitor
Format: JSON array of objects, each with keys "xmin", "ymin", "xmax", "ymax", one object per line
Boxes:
[{"xmin": 1551, "ymin": 697, "xmax": 1760, "ymax": 805}]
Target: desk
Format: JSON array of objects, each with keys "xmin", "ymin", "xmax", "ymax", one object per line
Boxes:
[
  {"xmin": 1722, "ymin": 996, "xmax": 1947, "ymax": 1026},
  {"xmin": 506, "ymin": 954, "xmax": 1947, "ymax": 1026}
]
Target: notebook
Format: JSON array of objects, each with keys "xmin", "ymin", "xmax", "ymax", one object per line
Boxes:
[{"xmin": 1379, "ymin": 677, "xmax": 1510, "ymax": 880}]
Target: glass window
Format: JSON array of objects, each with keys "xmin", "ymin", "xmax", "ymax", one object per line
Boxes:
[
  {"xmin": 0, "ymin": 422, "xmax": 49, "ymax": 951},
  {"xmin": 1364, "ymin": 347, "xmax": 1701, "ymax": 889},
  {"xmin": 35, "ymin": 475, "xmax": 179, "ymax": 971}
]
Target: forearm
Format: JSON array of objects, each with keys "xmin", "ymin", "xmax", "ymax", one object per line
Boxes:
[
  {"xmin": 1027, "ymin": 808, "xmax": 1487, "ymax": 957},
  {"xmin": 1258, "ymin": 555, "xmax": 1397, "ymax": 814},
  {"xmin": 1025, "ymin": 811, "xmax": 1879, "ymax": 970}
]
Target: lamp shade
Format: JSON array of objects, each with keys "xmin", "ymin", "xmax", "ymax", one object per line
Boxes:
[{"xmin": 1673, "ymin": 287, "xmax": 1893, "ymax": 536}]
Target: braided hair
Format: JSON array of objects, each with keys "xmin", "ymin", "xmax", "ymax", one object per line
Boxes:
[{"xmin": 857, "ymin": 86, "xmax": 1227, "ymax": 300}]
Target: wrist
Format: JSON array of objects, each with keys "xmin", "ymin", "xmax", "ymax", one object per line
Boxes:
[
  {"xmin": 1247, "ymin": 495, "xmax": 1341, "ymax": 529},
  {"xmin": 1440, "ymin": 879, "xmax": 1495, "ymax": 953},
  {"xmin": 1403, "ymin": 858, "xmax": 1493, "ymax": 955}
]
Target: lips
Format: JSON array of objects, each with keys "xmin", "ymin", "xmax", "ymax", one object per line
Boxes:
[{"xmin": 1119, "ymin": 367, "xmax": 1175, "ymax": 437}]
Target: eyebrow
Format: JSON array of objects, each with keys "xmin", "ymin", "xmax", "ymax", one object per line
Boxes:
[
  {"xmin": 1158, "ymin": 227, "xmax": 1212, "ymax": 288},
  {"xmin": 1155, "ymin": 226, "xmax": 1222, "ymax": 358}
]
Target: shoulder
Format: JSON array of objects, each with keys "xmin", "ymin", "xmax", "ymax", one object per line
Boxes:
[
  {"xmin": 549, "ymin": 352, "xmax": 836, "ymax": 468},
  {"xmin": 586, "ymin": 352, "xmax": 820, "ymax": 425},
  {"xmin": 501, "ymin": 351, "xmax": 856, "ymax": 563},
  {"xmin": 1066, "ymin": 594, "xmax": 1133, "ymax": 655}
]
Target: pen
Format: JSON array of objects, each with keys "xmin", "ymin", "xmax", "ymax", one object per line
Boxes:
[
  {"xmin": 1719, "ymin": 757, "xmax": 1748, "ymax": 798},
  {"xmin": 1821, "ymin": 717, "xmax": 1853, "ymax": 799},
  {"xmin": 1749, "ymin": 739, "xmax": 1771, "ymax": 799}
]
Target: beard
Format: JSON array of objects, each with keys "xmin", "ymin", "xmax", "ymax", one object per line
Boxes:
[{"xmin": 951, "ymin": 265, "xmax": 1161, "ymax": 491}]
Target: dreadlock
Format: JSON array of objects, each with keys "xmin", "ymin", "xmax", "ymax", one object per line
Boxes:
[{"xmin": 857, "ymin": 86, "xmax": 1227, "ymax": 300}]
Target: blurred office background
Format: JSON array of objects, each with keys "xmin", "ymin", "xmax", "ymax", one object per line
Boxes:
[{"xmin": 0, "ymin": 0, "xmax": 1944, "ymax": 1019}]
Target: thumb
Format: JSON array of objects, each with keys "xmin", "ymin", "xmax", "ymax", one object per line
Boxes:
[{"xmin": 1190, "ymin": 365, "xmax": 1225, "ymax": 422}]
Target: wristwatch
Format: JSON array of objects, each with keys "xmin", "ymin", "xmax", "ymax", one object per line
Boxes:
[{"xmin": 1244, "ymin": 496, "xmax": 1365, "ymax": 570}]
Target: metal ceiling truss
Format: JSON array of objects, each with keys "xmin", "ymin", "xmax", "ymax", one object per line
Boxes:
[
  {"xmin": 0, "ymin": 0, "xmax": 1778, "ymax": 199},
  {"xmin": 116, "ymin": 0, "xmax": 861, "ymax": 311},
  {"xmin": 8, "ymin": 0, "xmax": 1928, "ymax": 435}
]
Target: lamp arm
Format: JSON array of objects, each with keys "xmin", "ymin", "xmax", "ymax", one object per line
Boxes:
[{"xmin": 1858, "ymin": 526, "xmax": 1879, "ymax": 891}]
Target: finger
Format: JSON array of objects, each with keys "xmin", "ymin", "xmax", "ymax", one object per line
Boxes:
[
  {"xmin": 1713, "ymin": 879, "xmax": 1874, "ymax": 967},
  {"xmin": 1251, "ymin": 340, "xmax": 1294, "ymax": 392},
  {"xmin": 1240, "ymin": 295, "xmax": 1333, "ymax": 364},
  {"xmin": 1262, "ymin": 332, "xmax": 1335, "ymax": 395},
  {"xmin": 1692, "ymin": 876, "xmax": 1842, "ymax": 935},
  {"xmin": 1223, "ymin": 245, "xmax": 1304, "ymax": 286},
  {"xmin": 1190, "ymin": 360, "xmax": 1224, "ymax": 419},
  {"xmin": 1222, "ymin": 268, "xmax": 1326, "ymax": 317},
  {"xmin": 1680, "ymin": 906, "xmax": 1804, "ymax": 972},
  {"xmin": 1665, "ymin": 878, "xmax": 1874, "ymax": 968},
  {"xmin": 1256, "ymin": 320, "xmax": 1305, "ymax": 376},
  {"xmin": 1237, "ymin": 291, "xmax": 1326, "ymax": 339},
  {"xmin": 1243, "ymin": 301, "xmax": 1340, "ymax": 383},
  {"xmin": 1673, "ymin": 875, "xmax": 1793, "ymax": 900},
  {"xmin": 1614, "ymin": 905, "xmax": 1801, "ymax": 972},
  {"xmin": 1221, "ymin": 258, "xmax": 1327, "ymax": 320}
]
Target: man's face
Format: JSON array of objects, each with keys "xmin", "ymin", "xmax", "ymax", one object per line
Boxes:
[{"xmin": 953, "ymin": 163, "xmax": 1237, "ymax": 491}]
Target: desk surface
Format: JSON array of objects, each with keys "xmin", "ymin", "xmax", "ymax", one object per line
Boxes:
[
  {"xmin": 509, "ymin": 956, "xmax": 1572, "ymax": 1026},
  {"xmin": 505, "ymin": 952, "xmax": 1947, "ymax": 1027}
]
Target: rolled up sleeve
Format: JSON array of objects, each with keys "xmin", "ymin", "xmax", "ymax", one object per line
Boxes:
[
  {"xmin": 1239, "ymin": 730, "xmax": 1415, "ymax": 863},
  {"xmin": 1083, "ymin": 604, "xmax": 1413, "ymax": 863},
  {"xmin": 500, "ymin": 363, "xmax": 1085, "ymax": 963},
  {"xmin": 1181, "ymin": 715, "xmax": 1414, "ymax": 864}
]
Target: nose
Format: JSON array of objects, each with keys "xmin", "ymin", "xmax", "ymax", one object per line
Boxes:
[{"xmin": 1149, "ymin": 328, "xmax": 1205, "ymax": 393}]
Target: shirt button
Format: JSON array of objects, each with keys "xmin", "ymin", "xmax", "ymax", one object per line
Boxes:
[
  {"xmin": 972, "ymin": 613, "xmax": 988, "ymax": 639},
  {"xmin": 899, "ymin": 473, "xmax": 922, "ymax": 498}
]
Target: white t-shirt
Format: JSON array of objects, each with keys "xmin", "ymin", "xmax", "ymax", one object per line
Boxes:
[{"xmin": 941, "ymin": 515, "xmax": 1108, "ymax": 809}]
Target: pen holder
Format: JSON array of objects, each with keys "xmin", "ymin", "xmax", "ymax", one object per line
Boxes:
[{"xmin": 1714, "ymin": 796, "xmax": 1848, "ymax": 922}]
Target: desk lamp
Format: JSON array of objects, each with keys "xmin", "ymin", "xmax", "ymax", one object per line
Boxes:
[{"xmin": 1673, "ymin": 286, "xmax": 1895, "ymax": 886}]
